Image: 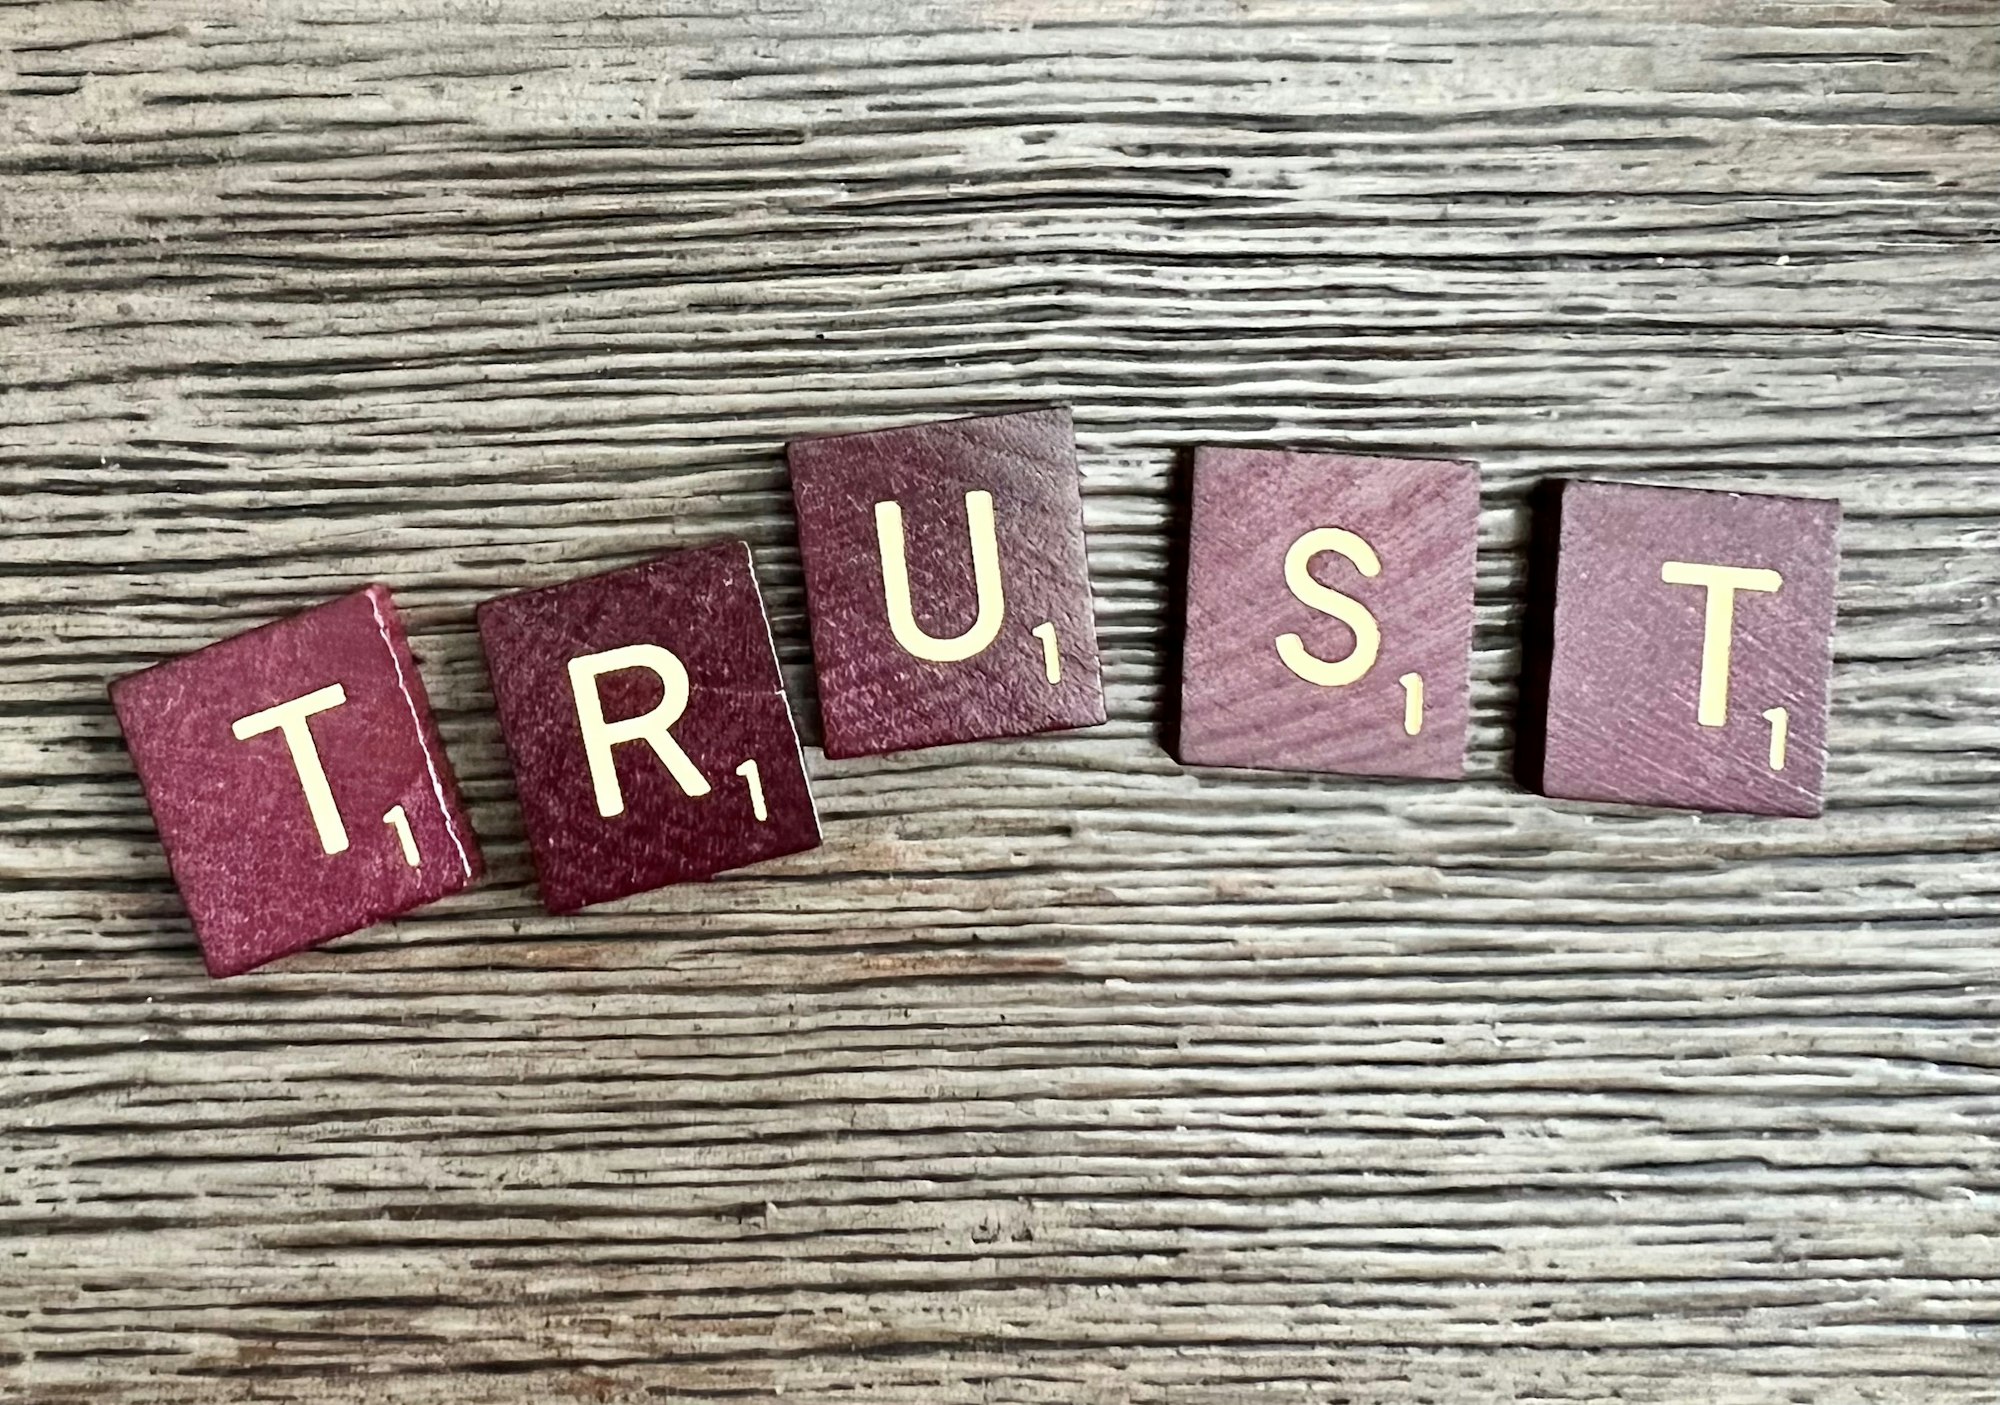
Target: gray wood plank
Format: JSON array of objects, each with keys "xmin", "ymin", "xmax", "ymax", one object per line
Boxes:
[{"xmin": 3, "ymin": 1, "xmax": 1997, "ymax": 1399}]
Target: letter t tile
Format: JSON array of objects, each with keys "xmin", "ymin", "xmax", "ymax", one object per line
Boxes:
[
  {"xmin": 1536, "ymin": 479, "xmax": 1841, "ymax": 816},
  {"xmin": 477, "ymin": 541, "xmax": 821, "ymax": 913},
  {"xmin": 110, "ymin": 585, "xmax": 483, "ymax": 978}
]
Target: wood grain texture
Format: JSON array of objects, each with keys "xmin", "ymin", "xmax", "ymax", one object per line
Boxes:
[{"xmin": 3, "ymin": 1, "xmax": 1998, "ymax": 1400}]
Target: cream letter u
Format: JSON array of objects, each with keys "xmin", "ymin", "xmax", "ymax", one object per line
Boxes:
[{"xmin": 874, "ymin": 489, "xmax": 1006, "ymax": 663}]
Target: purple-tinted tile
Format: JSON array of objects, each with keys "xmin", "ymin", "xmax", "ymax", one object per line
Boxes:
[
  {"xmin": 787, "ymin": 406, "xmax": 1106, "ymax": 759},
  {"xmin": 1177, "ymin": 447, "xmax": 1480, "ymax": 780},
  {"xmin": 477, "ymin": 540, "xmax": 819, "ymax": 914},
  {"xmin": 1538, "ymin": 479, "xmax": 1841, "ymax": 817},
  {"xmin": 110, "ymin": 585, "xmax": 482, "ymax": 978}
]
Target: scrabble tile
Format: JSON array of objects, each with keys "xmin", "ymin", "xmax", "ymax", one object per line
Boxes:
[
  {"xmin": 110, "ymin": 585, "xmax": 483, "ymax": 978},
  {"xmin": 1537, "ymin": 479, "xmax": 1841, "ymax": 816},
  {"xmin": 787, "ymin": 406, "xmax": 1106, "ymax": 758},
  {"xmin": 1176, "ymin": 447, "xmax": 1480, "ymax": 780},
  {"xmin": 477, "ymin": 541, "xmax": 819, "ymax": 914}
]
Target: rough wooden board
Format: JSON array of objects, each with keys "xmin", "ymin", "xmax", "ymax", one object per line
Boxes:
[{"xmin": 3, "ymin": 1, "xmax": 1998, "ymax": 1401}]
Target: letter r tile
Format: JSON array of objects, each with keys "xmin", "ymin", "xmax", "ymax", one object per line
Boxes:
[
  {"xmin": 109, "ymin": 586, "xmax": 483, "ymax": 978},
  {"xmin": 1536, "ymin": 479, "xmax": 1841, "ymax": 816},
  {"xmin": 477, "ymin": 541, "xmax": 820, "ymax": 914},
  {"xmin": 787, "ymin": 407, "xmax": 1107, "ymax": 759},
  {"xmin": 1177, "ymin": 447, "xmax": 1481, "ymax": 780}
]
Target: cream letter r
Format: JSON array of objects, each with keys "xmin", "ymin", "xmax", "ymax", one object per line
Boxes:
[{"xmin": 568, "ymin": 644, "xmax": 712, "ymax": 818}]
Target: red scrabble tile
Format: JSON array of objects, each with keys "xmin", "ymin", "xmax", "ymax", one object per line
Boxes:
[
  {"xmin": 787, "ymin": 406, "xmax": 1106, "ymax": 759},
  {"xmin": 1177, "ymin": 447, "xmax": 1480, "ymax": 779},
  {"xmin": 477, "ymin": 541, "xmax": 819, "ymax": 914},
  {"xmin": 110, "ymin": 585, "xmax": 482, "ymax": 978},
  {"xmin": 1537, "ymin": 479, "xmax": 1841, "ymax": 816}
]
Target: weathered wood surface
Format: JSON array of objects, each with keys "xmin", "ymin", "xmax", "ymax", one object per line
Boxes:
[{"xmin": 4, "ymin": 2, "xmax": 1998, "ymax": 1400}]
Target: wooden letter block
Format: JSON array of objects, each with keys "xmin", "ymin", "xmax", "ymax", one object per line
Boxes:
[
  {"xmin": 1538, "ymin": 479, "xmax": 1840, "ymax": 816},
  {"xmin": 1177, "ymin": 447, "xmax": 1480, "ymax": 779},
  {"xmin": 787, "ymin": 406, "xmax": 1106, "ymax": 758},
  {"xmin": 110, "ymin": 585, "xmax": 483, "ymax": 978},
  {"xmin": 477, "ymin": 541, "xmax": 820, "ymax": 913}
]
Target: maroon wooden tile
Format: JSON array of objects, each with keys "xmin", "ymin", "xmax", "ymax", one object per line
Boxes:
[
  {"xmin": 1176, "ymin": 447, "xmax": 1480, "ymax": 780},
  {"xmin": 477, "ymin": 540, "xmax": 819, "ymax": 914},
  {"xmin": 1538, "ymin": 479, "xmax": 1841, "ymax": 816},
  {"xmin": 109, "ymin": 585, "xmax": 483, "ymax": 978},
  {"xmin": 787, "ymin": 406, "xmax": 1106, "ymax": 759}
]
